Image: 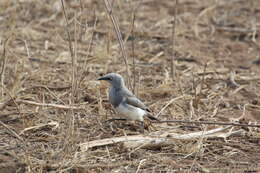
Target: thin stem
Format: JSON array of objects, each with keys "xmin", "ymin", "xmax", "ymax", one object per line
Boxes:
[
  {"xmin": 103, "ymin": 0, "xmax": 131, "ymax": 88},
  {"xmin": 171, "ymin": 0, "xmax": 178, "ymax": 81}
]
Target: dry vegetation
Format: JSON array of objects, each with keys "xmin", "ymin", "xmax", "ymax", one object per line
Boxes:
[{"xmin": 1, "ymin": 0, "xmax": 260, "ymax": 172}]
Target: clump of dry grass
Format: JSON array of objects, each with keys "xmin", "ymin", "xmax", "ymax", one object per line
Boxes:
[{"xmin": 0, "ymin": 0, "xmax": 260, "ymax": 172}]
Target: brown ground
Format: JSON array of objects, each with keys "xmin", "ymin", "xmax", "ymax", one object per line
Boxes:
[{"xmin": 0, "ymin": 0, "xmax": 260, "ymax": 172}]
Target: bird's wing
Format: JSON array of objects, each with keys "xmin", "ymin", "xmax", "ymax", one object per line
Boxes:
[
  {"xmin": 121, "ymin": 87, "xmax": 155, "ymax": 112},
  {"xmin": 120, "ymin": 88, "xmax": 147, "ymax": 110},
  {"xmin": 125, "ymin": 96, "xmax": 159, "ymax": 120},
  {"xmin": 122, "ymin": 88, "xmax": 159, "ymax": 121},
  {"xmin": 125, "ymin": 96, "xmax": 148, "ymax": 111}
]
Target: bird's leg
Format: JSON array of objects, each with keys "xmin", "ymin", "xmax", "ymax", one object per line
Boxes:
[{"xmin": 140, "ymin": 121, "xmax": 145, "ymax": 133}]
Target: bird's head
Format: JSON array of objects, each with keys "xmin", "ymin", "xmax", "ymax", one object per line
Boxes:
[{"xmin": 98, "ymin": 73, "xmax": 125, "ymax": 88}]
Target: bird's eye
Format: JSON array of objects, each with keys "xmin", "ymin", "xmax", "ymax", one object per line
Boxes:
[{"xmin": 108, "ymin": 77, "xmax": 112, "ymax": 80}]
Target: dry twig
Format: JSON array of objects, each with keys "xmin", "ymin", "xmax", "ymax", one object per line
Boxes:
[{"xmin": 80, "ymin": 126, "xmax": 243, "ymax": 150}]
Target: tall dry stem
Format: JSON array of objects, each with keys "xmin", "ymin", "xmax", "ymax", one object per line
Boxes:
[{"xmin": 103, "ymin": 0, "xmax": 131, "ymax": 88}]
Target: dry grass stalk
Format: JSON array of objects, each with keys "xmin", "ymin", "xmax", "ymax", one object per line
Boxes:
[
  {"xmin": 0, "ymin": 38, "xmax": 8, "ymax": 98},
  {"xmin": 0, "ymin": 120, "xmax": 24, "ymax": 141},
  {"xmin": 130, "ymin": 2, "xmax": 137, "ymax": 94},
  {"xmin": 156, "ymin": 119, "xmax": 260, "ymax": 128},
  {"xmin": 17, "ymin": 99, "xmax": 84, "ymax": 110},
  {"xmin": 19, "ymin": 121, "xmax": 59, "ymax": 135},
  {"xmin": 171, "ymin": 0, "xmax": 178, "ymax": 80}
]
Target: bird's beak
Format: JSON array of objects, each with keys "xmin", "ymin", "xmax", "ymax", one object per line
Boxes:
[{"xmin": 98, "ymin": 76, "xmax": 109, "ymax": 81}]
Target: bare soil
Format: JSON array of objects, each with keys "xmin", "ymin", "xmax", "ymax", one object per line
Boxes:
[{"xmin": 0, "ymin": 0, "xmax": 260, "ymax": 172}]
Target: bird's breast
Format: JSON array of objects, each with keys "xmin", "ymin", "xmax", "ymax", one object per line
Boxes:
[{"xmin": 109, "ymin": 87, "xmax": 122, "ymax": 107}]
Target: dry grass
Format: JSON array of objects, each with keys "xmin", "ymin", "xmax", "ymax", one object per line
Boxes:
[{"xmin": 0, "ymin": 0, "xmax": 260, "ymax": 172}]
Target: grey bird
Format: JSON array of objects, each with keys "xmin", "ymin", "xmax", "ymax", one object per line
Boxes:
[{"xmin": 98, "ymin": 73, "xmax": 158, "ymax": 131}]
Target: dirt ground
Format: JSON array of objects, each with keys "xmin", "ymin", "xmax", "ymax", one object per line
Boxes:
[{"xmin": 0, "ymin": 0, "xmax": 260, "ymax": 172}]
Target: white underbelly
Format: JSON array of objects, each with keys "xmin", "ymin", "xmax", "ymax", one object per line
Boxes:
[{"xmin": 115, "ymin": 103, "xmax": 146, "ymax": 121}]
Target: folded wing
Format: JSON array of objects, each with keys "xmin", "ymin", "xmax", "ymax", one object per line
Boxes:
[{"xmin": 125, "ymin": 96, "xmax": 148, "ymax": 111}]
